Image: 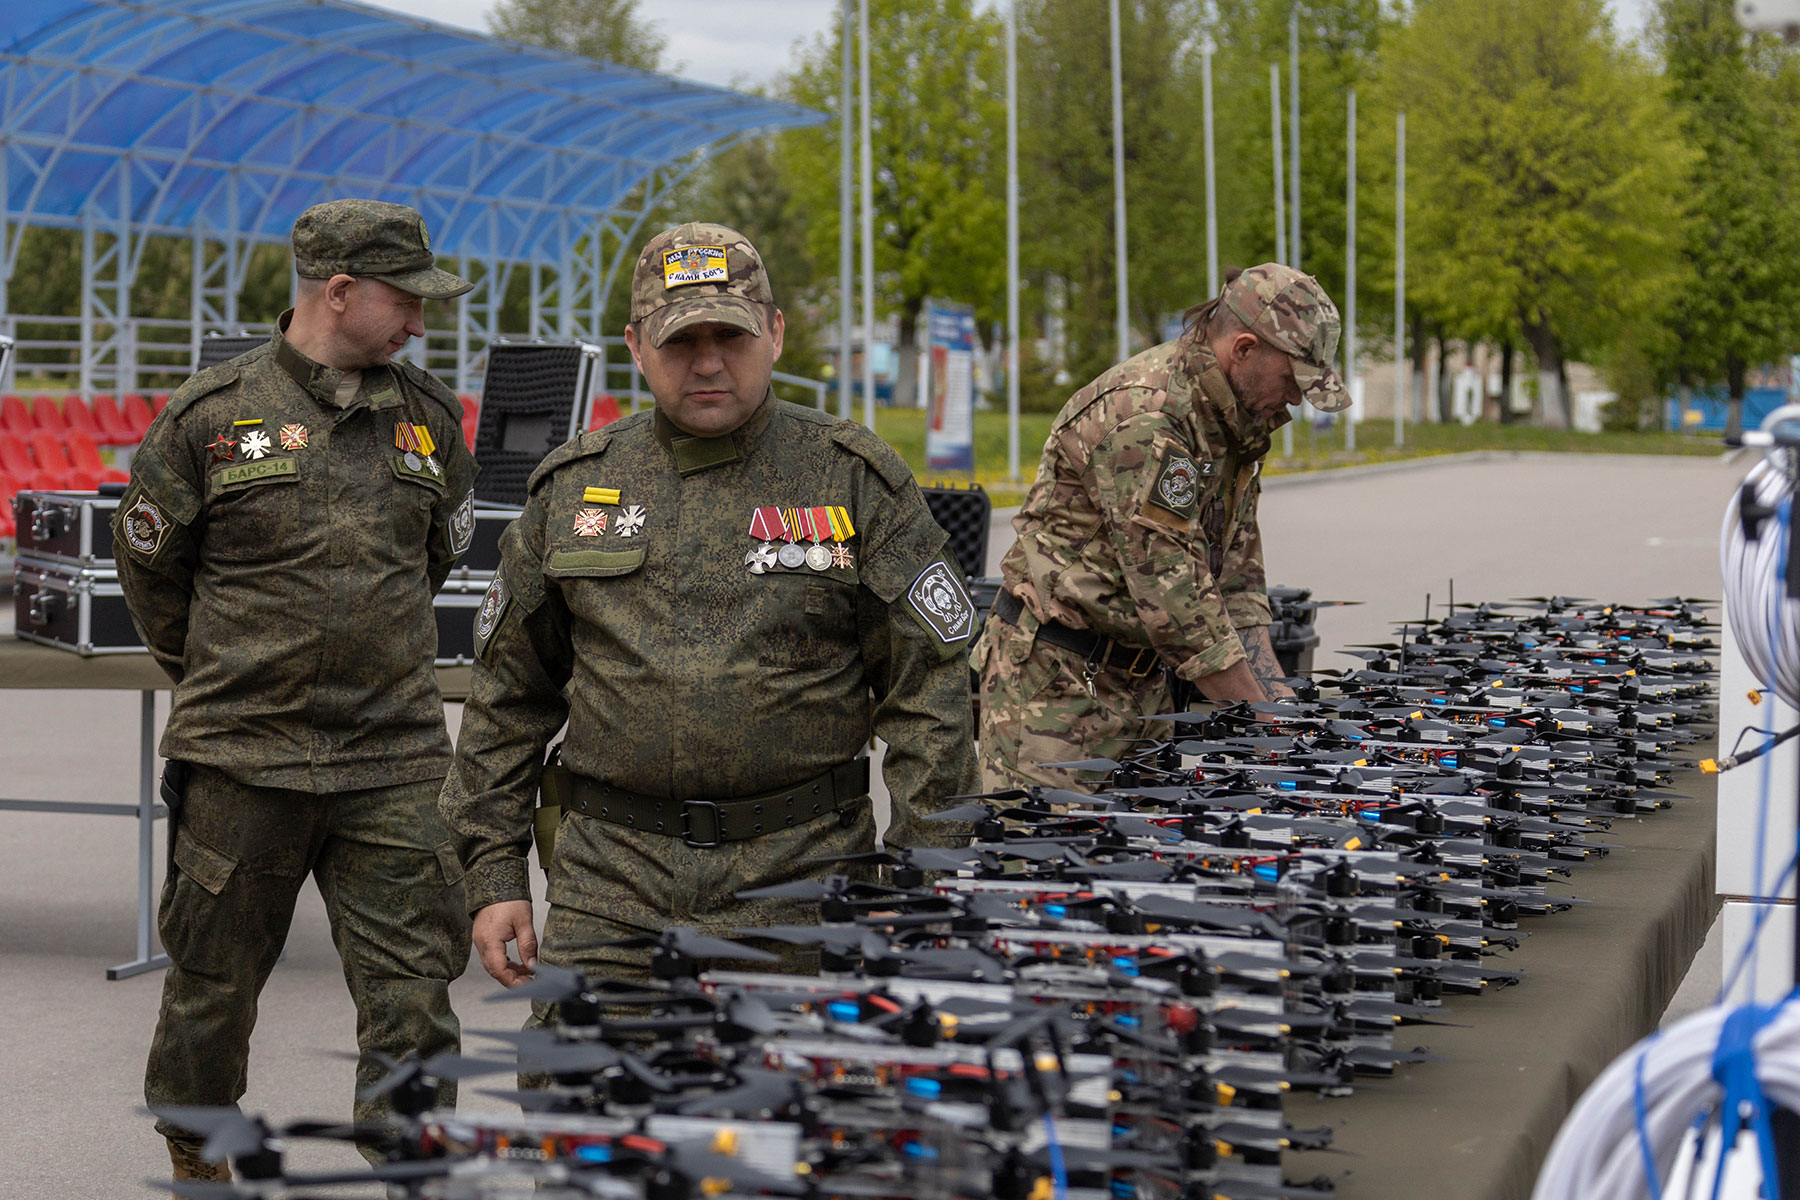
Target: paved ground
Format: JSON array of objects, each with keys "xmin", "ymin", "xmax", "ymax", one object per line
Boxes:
[{"xmin": 0, "ymin": 450, "xmax": 1745, "ymax": 1198}]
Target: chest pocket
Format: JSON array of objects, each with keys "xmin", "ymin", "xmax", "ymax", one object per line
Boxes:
[
  {"xmin": 755, "ymin": 564, "xmax": 861, "ymax": 670},
  {"xmin": 386, "ymin": 453, "xmax": 445, "ymax": 541},
  {"xmin": 203, "ymin": 458, "xmax": 302, "ymax": 563},
  {"xmin": 546, "ymin": 547, "xmax": 646, "ymax": 664}
]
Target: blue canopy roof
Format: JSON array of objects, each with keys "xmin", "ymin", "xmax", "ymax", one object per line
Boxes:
[{"xmin": 0, "ymin": 0, "xmax": 822, "ymax": 265}]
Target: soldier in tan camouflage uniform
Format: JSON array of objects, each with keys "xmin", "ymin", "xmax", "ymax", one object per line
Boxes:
[
  {"xmin": 115, "ymin": 200, "xmax": 478, "ymax": 1183},
  {"xmin": 440, "ymin": 222, "xmax": 977, "ymax": 1003},
  {"xmin": 975, "ymin": 264, "xmax": 1349, "ymax": 791}
]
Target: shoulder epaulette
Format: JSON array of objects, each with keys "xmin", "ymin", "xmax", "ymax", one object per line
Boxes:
[
  {"xmin": 526, "ymin": 428, "xmax": 613, "ymax": 495},
  {"xmin": 158, "ymin": 352, "xmax": 256, "ymax": 424},
  {"xmin": 829, "ymin": 421, "xmax": 914, "ymax": 492},
  {"xmin": 397, "ymin": 359, "xmax": 464, "ymax": 421}
]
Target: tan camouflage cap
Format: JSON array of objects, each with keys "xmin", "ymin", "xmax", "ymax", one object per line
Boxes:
[
  {"xmin": 1221, "ymin": 264, "xmax": 1349, "ymax": 412},
  {"xmin": 292, "ymin": 199, "xmax": 473, "ymax": 300},
  {"xmin": 630, "ymin": 222, "xmax": 774, "ymax": 348}
]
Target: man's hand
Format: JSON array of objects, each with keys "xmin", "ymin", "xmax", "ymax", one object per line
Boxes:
[
  {"xmin": 1191, "ymin": 658, "xmax": 1271, "ymax": 705},
  {"xmin": 472, "ymin": 900, "xmax": 538, "ymax": 987}
]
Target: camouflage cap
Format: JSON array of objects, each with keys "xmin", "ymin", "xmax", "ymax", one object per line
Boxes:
[
  {"xmin": 291, "ymin": 199, "xmax": 473, "ymax": 300},
  {"xmin": 630, "ymin": 222, "xmax": 773, "ymax": 349},
  {"xmin": 1221, "ymin": 264, "xmax": 1349, "ymax": 412}
]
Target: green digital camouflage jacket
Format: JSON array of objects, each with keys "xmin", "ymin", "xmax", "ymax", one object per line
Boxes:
[
  {"xmin": 440, "ymin": 395, "xmax": 980, "ymax": 926},
  {"xmin": 991, "ymin": 336, "xmax": 1274, "ymax": 683},
  {"xmin": 113, "ymin": 315, "xmax": 478, "ymax": 792}
]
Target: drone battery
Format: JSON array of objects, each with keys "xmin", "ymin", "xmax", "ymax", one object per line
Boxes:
[
  {"xmin": 12, "ymin": 489, "xmax": 121, "ymax": 567},
  {"xmin": 12, "ymin": 557, "xmax": 145, "ymax": 655},
  {"xmin": 432, "ymin": 574, "xmax": 493, "ymax": 666}
]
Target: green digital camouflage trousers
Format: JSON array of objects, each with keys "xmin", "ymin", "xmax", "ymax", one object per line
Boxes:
[
  {"xmin": 974, "ymin": 613, "xmax": 1176, "ymax": 792},
  {"xmin": 146, "ymin": 765, "xmax": 470, "ymax": 1153},
  {"xmin": 511, "ymin": 805, "xmax": 875, "ymax": 1086}
]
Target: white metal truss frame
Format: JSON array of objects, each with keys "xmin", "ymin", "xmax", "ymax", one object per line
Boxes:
[{"xmin": 0, "ymin": 2, "xmax": 821, "ymax": 394}]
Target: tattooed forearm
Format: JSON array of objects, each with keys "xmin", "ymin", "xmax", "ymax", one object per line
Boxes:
[{"xmin": 1239, "ymin": 627, "xmax": 1294, "ymax": 698}]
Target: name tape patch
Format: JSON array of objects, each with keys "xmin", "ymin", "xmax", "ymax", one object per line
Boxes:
[
  {"xmin": 216, "ymin": 457, "xmax": 296, "ymax": 488},
  {"xmin": 662, "ymin": 246, "xmax": 728, "ymax": 289}
]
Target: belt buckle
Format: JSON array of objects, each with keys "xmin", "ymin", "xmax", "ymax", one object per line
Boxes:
[
  {"xmin": 1125, "ymin": 647, "xmax": 1159, "ymax": 678},
  {"xmin": 681, "ymin": 800, "xmax": 722, "ymax": 848}
]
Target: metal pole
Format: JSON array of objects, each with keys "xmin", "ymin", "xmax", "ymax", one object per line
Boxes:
[
  {"xmin": 1289, "ymin": 5, "xmax": 1300, "ymax": 272},
  {"xmin": 1006, "ymin": 0, "xmax": 1021, "ymax": 480},
  {"xmin": 1271, "ymin": 64, "xmax": 1291, "ymax": 458},
  {"xmin": 1203, "ymin": 40, "xmax": 1218, "ymax": 297},
  {"xmin": 1346, "ymin": 88, "xmax": 1357, "ymax": 453},
  {"xmin": 839, "ymin": 0, "xmax": 853, "ymax": 420},
  {"xmin": 1110, "ymin": 0, "xmax": 1130, "ymax": 363},
  {"xmin": 1270, "ymin": 64, "xmax": 1286, "ymax": 266},
  {"xmin": 1395, "ymin": 109, "xmax": 1406, "ymax": 448},
  {"xmin": 859, "ymin": 0, "xmax": 875, "ymax": 428}
]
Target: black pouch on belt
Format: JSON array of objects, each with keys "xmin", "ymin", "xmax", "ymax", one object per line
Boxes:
[
  {"xmin": 159, "ymin": 760, "xmax": 190, "ymax": 874},
  {"xmin": 536, "ymin": 743, "xmax": 572, "ymax": 871}
]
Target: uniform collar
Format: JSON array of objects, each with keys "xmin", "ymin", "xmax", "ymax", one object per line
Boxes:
[
  {"xmin": 652, "ymin": 389, "xmax": 775, "ymax": 476},
  {"xmin": 1185, "ymin": 339, "xmax": 1285, "ymax": 453},
  {"xmin": 272, "ymin": 311, "xmax": 404, "ymax": 412}
]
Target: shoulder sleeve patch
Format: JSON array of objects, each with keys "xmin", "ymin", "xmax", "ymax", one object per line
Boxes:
[
  {"xmin": 117, "ymin": 490, "xmax": 173, "ymax": 563},
  {"xmin": 905, "ymin": 558, "xmax": 977, "ymax": 646},
  {"xmin": 526, "ymin": 430, "xmax": 612, "ymax": 495},
  {"xmin": 473, "ymin": 573, "xmax": 510, "ymax": 662},
  {"xmin": 448, "ymin": 489, "xmax": 475, "ymax": 556},
  {"xmin": 830, "ymin": 424, "xmax": 914, "ymax": 492},
  {"xmin": 1143, "ymin": 436, "xmax": 1206, "ymax": 521}
]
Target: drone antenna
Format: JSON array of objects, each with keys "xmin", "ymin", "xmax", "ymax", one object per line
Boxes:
[
  {"xmin": 1448, "ymin": 578, "xmax": 1454, "ymax": 615},
  {"xmin": 1424, "ymin": 592, "xmax": 1431, "ymax": 623}
]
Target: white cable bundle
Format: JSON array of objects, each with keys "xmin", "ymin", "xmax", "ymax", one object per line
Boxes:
[
  {"xmin": 1531, "ymin": 1001, "xmax": 1800, "ymax": 1200},
  {"xmin": 1721, "ymin": 443, "xmax": 1800, "ymax": 708}
]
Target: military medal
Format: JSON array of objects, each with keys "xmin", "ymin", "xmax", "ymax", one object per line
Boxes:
[
  {"xmin": 748, "ymin": 507, "xmax": 785, "ymax": 572},
  {"xmin": 777, "ymin": 507, "xmax": 807, "ymax": 568},
  {"xmin": 404, "ymin": 451, "xmax": 422, "ymax": 471},
  {"xmin": 803, "ymin": 506, "xmax": 837, "ymax": 570},
  {"xmin": 240, "ymin": 429, "xmax": 273, "ymax": 460},
  {"xmin": 279, "ymin": 424, "xmax": 308, "ymax": 450},
  {"xmin": 831, "ymin": 543, "xmax": 855, "ymax": 570},
  {"xmin": 616, "ymin": 504, "xmax": 646, "ymax": 537},
  {"xmin": 395, "ymin": 421, "xmax": 436, "ymax": 457},
  {"xmin": 425, "ymin": 455, "xmax": 441, "ymax": 477},
  {"xmin": 573, "ymin": 509, "xmax": 607, "ymax": 536},
  {"xmin": 206, "ymin": 433, "xmax": 236, "ymax": 463}
]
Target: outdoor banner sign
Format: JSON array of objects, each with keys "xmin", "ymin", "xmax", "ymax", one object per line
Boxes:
[{"xmin": 925, "ymin": 299, "xmax": 976, "ymax": 471}]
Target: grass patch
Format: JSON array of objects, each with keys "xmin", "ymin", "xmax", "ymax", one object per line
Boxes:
[{"xmin": 871, "ymin": 407, "xmax": 1723, "ymax": 506}]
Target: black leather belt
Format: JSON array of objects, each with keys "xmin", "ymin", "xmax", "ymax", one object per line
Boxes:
[
  {"xmin": 993, "ymin": 589, "xmax": 1162, "ymax": 678},
  {"xmin": 565, "ymin": 758, "xmax": 871, "ymax": 848}
]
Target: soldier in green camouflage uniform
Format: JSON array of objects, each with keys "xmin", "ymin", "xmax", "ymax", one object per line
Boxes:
[
  {"xmin": 975, "ymin": 265, "xmax": 1350, "ymax": 791},
  {"xmin": 439, "ymin": 222, "xmax": 977, "ymax": 1001},
  {"xmin": 114, "ymin": 200, "xmax": 478, "ymax": 1181}
]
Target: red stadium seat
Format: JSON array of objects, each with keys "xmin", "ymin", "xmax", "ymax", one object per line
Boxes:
[
  {"xmin": 28, "ymin": 429, "xmax": 78, "ymax": 488},
  {"xmin": 153, "ymin": 392, "xmax": 171, "ymax": 415},
  {"xmin": 0, "ymin": 432, "xmax": 37, "ymax": 479},
  {"xmin": 462, "ymin": 412, "xmax": 479, "ymax": 451},
  {"xmin": 61, "ymin": 395, "xmax": 102, "ymax": 441},
  {"xmin": 64, "ymin": 468, "xmax": 100, "ymax": 492},
  {"xmin": 30, "ymin": 395, "xmax": 68, "ymax": 435},
  {"xmin": 0, "ymin": 395, "xmax": 30, "ymax": 435},
  {"xmin": 66, "ymin": 429, "xmax": 129, "ymax": 484},
  {"xmin": 91, "ymin": 394, "xmax": 135, "ymax": 446},
  {"xmin": 459, "ymin": 394, "xmax": 479, "ymax": 421},
  {"xmin": 121, "ymin": 393, "xmax": 155, "ymax": 439},
  {"xmin": 0, "ymin": 470, "xmax": 19, "ymax": 536},
  {"xmin": 587, "ymin": 394, "xmax": 622, "ymax": 430}
]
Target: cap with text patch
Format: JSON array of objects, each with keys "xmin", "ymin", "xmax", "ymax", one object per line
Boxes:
[
  {"xmin": 630, "ymin": 222, "xmax": 774, "ymax": 349},
  {"xmin": 291, "ymin": 199, "xmax": 472, "ymax": 300},
  {"xmin": 1220, "ymin": 263, "xmax": 1350, "ymax": 412}
]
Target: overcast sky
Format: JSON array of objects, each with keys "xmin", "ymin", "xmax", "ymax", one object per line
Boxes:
[{"xmin": 362, "ymin": 0, "xmax": 1657, "ymax": 91}]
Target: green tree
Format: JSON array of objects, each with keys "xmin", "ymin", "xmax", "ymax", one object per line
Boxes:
[
  {"xmin": 1654, "ymin": 0, "xmax": 1800, "ymax": 436},
  {"xmin": 1380, "ymin": 0, "xmax": 1691, "ymax": 428},
  {"xmin": 485, "ymin": 0, "xmax": 666, "ymax": 70},
  {"xmin": 779, "ymin": 0, "xmax": 1006, "ymax": 410}
]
